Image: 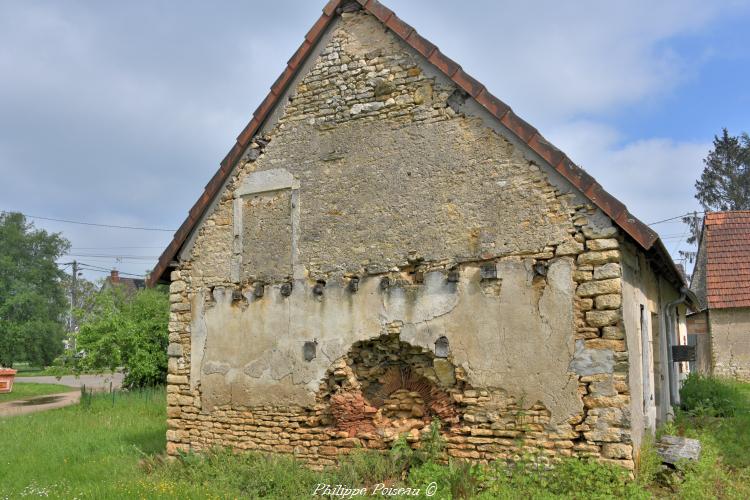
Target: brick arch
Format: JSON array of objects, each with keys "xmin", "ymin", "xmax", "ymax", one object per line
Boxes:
[{"xmin": 317, "ymin": 333, "xmax": 464, "ymax": 437}]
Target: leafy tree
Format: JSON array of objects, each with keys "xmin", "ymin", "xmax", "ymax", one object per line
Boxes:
[
  {"xmin": 682, "ymin": 129, "xmax": 750, "ymax": 258},
  {"xmin": 0, "ymin": 212, "xmax": 70, "ymax": 367},
  {"xmin": 74, "ymin": 286, "xmax": 169, "ymax": 388}
]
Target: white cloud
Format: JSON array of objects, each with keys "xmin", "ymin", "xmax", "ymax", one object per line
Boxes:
[
  {"xmin": 390, "ymin": 0, "xmax": 748, "ymax": 125},
  {"xmin": 547, "ymin": 121, "xmax": 709, "ymax": 258}
]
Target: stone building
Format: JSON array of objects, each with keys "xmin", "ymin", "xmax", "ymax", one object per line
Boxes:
[
  {"xmin": 688, "ymin": 211, "xmax": 750, "ymax": 380},
  {"xmin": 150, "ymin": 0, "xmax": 697, "ymax": 470}
]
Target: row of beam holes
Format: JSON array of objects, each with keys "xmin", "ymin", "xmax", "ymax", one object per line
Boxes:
[{"xmin": 247, "ymin": 265, "xmax": 514, "ymax": 302}]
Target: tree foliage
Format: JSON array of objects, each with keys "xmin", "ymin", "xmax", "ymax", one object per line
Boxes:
[
  {"xmin": 75, "ymin": 286, "xmax": 169, "ymax": 388},
  {"xmin": 683, "ymin": 129, "xmax": 750, "ymax": 248},
  {"xmin": 696, "ymin": 129, "xmax": 750, "ymax": 213},
  {"xmin": 60, "ymin": 273, "xmax": 98, "ymax": 332},
  {"xmin": 0, "ymin": 212, "xmax": 70, "ymax": 367}
]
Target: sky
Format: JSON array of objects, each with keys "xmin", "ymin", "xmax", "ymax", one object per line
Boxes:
[{"xmin": 1, "ymin": 0, "xmax": 749, "ymax": 282}]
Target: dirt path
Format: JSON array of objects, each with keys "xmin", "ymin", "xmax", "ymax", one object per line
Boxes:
[
  {"xmin": 0, "ymin": 391, "xmax": 81, "ymax": 417},
  {"xmin": 18, "ymin": 372, "xmax": 124, "ymax": 390}
]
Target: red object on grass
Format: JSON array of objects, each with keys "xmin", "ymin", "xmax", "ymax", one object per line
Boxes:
[{"xmin": 0, "ymin": 368, "xmax": 17, "ymax": 393}]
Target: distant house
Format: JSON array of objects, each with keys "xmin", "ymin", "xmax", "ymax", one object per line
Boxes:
[
  {"xmin": 688, "ymin": 211, "xmax": 750, "ymax": 380},
  {"xmin": 101, "ymin": 270, "xmax": 145, "ymax": 295}
]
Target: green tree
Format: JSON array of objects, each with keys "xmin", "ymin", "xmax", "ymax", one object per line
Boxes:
[
  {"xmin": 75, "ymin": 286, "xmax": 169, "ymax": 388},
  {"xmin": 682, "ymin": 129, "xmax": 750, "ymax": 259},
  {"xmin": 0, "ymin": 212, "xmax": 70, "ymax": 367}
]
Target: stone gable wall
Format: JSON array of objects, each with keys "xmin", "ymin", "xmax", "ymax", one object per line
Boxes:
[
  {"xmin": 165, "ymin": 11, "xmax": 636, "ymax": 470},
  {"xmin": 711, "ymin": 307, "xmax": 750, "ymax": 381}
]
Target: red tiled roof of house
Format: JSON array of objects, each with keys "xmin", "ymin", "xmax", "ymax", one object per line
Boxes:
[
  {"xmin": 147, "ymin": 0, "xmax": 684, "ymax": 289},
  {"xmin": 704, "ymin": 211, "xmax": 750, "ymax": 309}
]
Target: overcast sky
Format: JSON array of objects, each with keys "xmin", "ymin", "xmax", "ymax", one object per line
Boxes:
[{"xmin": 1, "ymin": 0, "xmax": 749, "ymax": 281}]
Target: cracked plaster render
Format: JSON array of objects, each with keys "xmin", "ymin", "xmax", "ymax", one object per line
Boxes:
[{"xmin": 191, "ymin": 259, "xmax": 581, "ymax": 425}]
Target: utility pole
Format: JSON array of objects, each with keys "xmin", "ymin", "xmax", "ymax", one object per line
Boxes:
[
  {"xmin": 60, "ymin": 260, "xmax": 78, "ymax": 337},
  {"xmin": 71, "ymin": 260, "xmax": 78, "ymax": 333}
]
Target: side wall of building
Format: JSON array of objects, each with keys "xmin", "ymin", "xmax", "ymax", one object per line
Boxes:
[
  {"xmin": 165, "ymin": 11, "xmax": 639, "ymax": 469},
  {"xmin": 686, "ymin": 311, "xmax": 712, "ymax": 374},
  {"xmin": 621, "ymin": 242, "xmax": 685, "ymax": 454},
  {"xmin": 710, "ymin": 308, "xmax": 750, "ymax": 381}
]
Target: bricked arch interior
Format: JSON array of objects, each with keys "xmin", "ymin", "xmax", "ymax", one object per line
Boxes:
[{"xmin": 318, "ymin": 333, "xmax": 465, "ymax": 439}]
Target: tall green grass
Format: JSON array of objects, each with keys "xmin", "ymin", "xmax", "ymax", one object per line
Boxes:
[
  {"xmin": 680, "ymin": 374, "xmax": 747, "ymax": 418},
  {"xmin": 0, "ymin": 387, "xmax": 165, "ymax": 499},
  {"xmin": 676, "ymin": 375, "xmax": 750, "ymax": 471},
  {"xmin": 1, "ymin": 379, "xmax": 750, "ymax": 499}
]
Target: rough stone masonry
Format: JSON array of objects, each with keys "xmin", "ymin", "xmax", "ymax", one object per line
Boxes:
[{"xmin": 160, "ymin": 6, "xmax": 683, "ymax": 471}]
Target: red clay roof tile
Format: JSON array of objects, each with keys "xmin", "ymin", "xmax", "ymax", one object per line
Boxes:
[{"xmin": 703, "ymin": 211, "xmax": 750, "ymax": 309}]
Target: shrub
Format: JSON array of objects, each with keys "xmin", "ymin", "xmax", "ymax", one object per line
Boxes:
[{"xmin": 75, "ymin": 286, "xmax": 169, "ymax": 388}]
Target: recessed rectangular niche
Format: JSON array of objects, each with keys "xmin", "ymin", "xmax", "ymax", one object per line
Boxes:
[
  {"xmin": 241, "ymin": 190, "xmax": 293, "ymax": 280},
  {"xmin": 232, "ymin": 168, "xmax": 299, "ymax": 283}
]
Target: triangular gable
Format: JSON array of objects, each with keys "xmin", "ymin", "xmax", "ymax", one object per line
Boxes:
[{"xmin": 149, "ymin": 0, "xmax": 680, "ymax": 287}]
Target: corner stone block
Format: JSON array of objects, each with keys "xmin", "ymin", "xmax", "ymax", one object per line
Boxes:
[
  {"xmin": 583, "ymin": 394, "xmax": 630, "ymax": 410},
  {"xmin": 170, "ymin": 280, "xmax": 187, "ymax": 294},
  {"xmin": 586, "ymin": 238, "xmax": 619, "ymax": 251},
  {"xmin": 594, "ymin": 294, "xmax": 621, "ymax": 310},
  {"xmin": 585, "ymin": 339, "xmax": 626, "ymax": 352},
  {"xmin": 167, "ymin": 374, "xmax": 189, "ymax": 385},
  {"xmin": 586, "ymin": 309, "xmax": 620, "ymax": 327},
  {"xmin": 577, "ymin": 278, "xmax": 621, "ymax": 297},
  {"xmin": 556, "ymin": 238, "xmax": 584, "ymax": 256},
  {"xmin": 167, "ymin": 343, "xmax": 184, "ymax": 357},
  {"xmin": 593, "ymin": 263, "xmax": 621, "ymax": 280},
  {"xmin": 577, "ymin": 251, "xmax": 620, "ymax": 266},
  {"xmin": 582, "ymin": 225, "xmax": 618, "ymax": 239},
  {"xmin": 602, "ymin": 326, "xmax": 625, "ymax": 340}
]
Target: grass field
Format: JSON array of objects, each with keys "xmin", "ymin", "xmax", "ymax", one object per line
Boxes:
[
  {"xmin": 0, "ymin": 379, "xmax": 749, "ymax": 499},
  {"xmin": 0, "ymin": 382, "xmax": 75, "ymax": 403}
]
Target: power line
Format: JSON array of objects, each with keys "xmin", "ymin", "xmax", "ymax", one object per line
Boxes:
[
  {"xmin": 78, "ymin": 267, "xmax": 147, "ymax": 278},
  {"xmin": 71, "ymin": 246, "xmax": 165, "ymax": 250},
  {"xmin": 58, "ymin": 259, "xmax": 149, "ymax": 276},
  {"xmin": 75, "ymin": 262, "xmax": 147, "ymax": 277},
  {"xmin": 648, "ymin": 211, "xmax": 704, "ymax": 226},
  {"xmin": 2, "ymin": 210, "xmax": 176, "ymax": 232},
  {"xmin": 64, "ymin": 253, "xmax": 159, "ymax": 260}
]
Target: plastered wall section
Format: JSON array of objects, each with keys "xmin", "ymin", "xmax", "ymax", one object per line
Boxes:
[
  {"xmin": 164, "ymin": 11, "xmax": 638, "ymax": 468},
  {"xmin": 621, "ymin": 240, "xmax": 684, "ymax": 452},
  {"xmin": 711, "ymin": 308, "xmax": 750, "ymax": 381}
]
